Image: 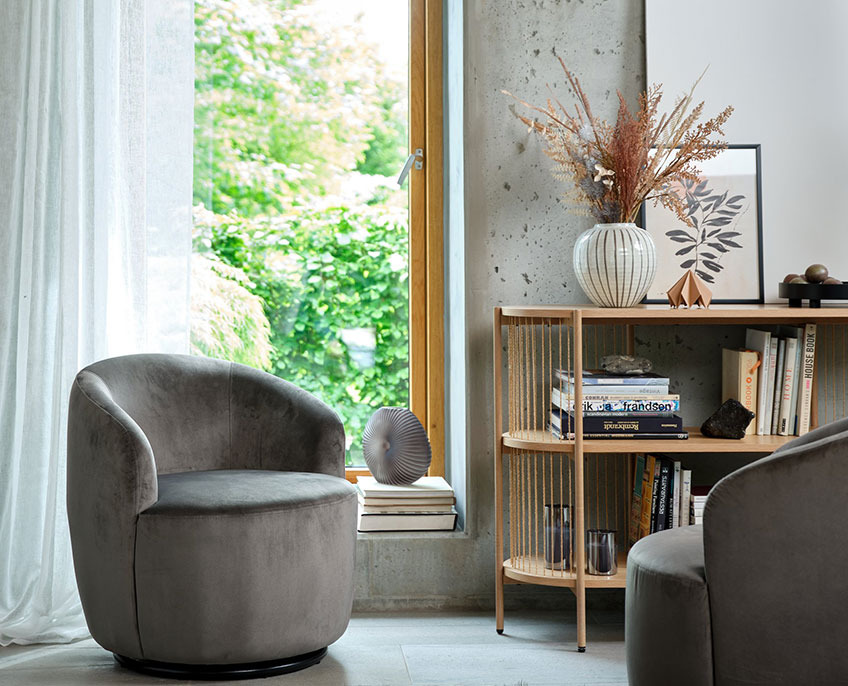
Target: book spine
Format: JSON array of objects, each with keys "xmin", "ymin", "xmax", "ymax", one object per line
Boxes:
[
  {"xmin": 745, "ymin": 329, "xmax": 771, "ymax": 435},
  {"xmin": 640, "ymin": 456, "xmax": 657, "ymax": 539},
  {"xmin": 771, "ymin": 339, "xmax": 786, "ymax": 435},
  {"xmin": 551, "ymin": 388, "xmax": 681, "ymax": 413},
  {"xmin": 649, "ymin": 459, "xmax": 662, "ymax": 534},
  {"xmin": 629, "ymin": 454, "xmax": 647, "ymax": 545},
  {"xmin": 765, "ymin": 337, "xmax": 779, "ymax": 435},
  {"xmin": 778, "ymin": 337, "xmax": 798, "ymax": 436},
  {"xmin": 563, "ymin": 413, "xmax": 683, "ymax": 434},
  {"xmin": 671, "ymin": 461, "xmax": 681, "ymax": 529},
  {"xmin": 759, "ymin": 335, "xmax": 771, "ymax": 435},
  {"xmin": 656, "ymin": 460, "xmax": 671, "ymax": 532},
  {"xmin": 680, "ymin": 469, "xmax": 692, "ymax": 527},
  {"xmin": 559, "ymin": 384, "xmax": 670, "ymax": 396},
  {"xmin": 555, "ymin": 371, "xmax": 669, "ymax": 386},
  {"xmin": 798, "ymin": 323, "xmax": 817, "ymax": 435},
  {"xmin": 722, "ymin": 348, "xmax": 759, "ymax": 435},
  {"xmin": 789, "ymin": 329, "xmax": 803, "ymax": 434},
  {"xmin": 577, "ymin": 378, "xmax": 670, "ymax": 386}
]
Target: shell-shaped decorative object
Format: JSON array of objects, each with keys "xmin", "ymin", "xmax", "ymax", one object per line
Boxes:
[{"xmin": 362, "ymin": 407, "xmax": 432, "ymax": 485}]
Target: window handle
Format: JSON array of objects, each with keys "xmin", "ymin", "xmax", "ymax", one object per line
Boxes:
[{"xmin": 397, "ymin": 148, "xmax": 424, "ymax": 186}]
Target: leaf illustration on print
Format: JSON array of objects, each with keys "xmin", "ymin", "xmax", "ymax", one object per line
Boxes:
[{"xmin": 664, "ymin": 178, "xmax": 746, "ymax": 284}]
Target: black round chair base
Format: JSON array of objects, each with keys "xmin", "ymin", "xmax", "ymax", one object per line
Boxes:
[{"xmin": 114, "ymin": 647, "xmax": 327, "ymax": 681}]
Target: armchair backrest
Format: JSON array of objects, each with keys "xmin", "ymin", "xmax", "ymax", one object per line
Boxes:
[
  {"xmin": 703, "ymin": 419, "xmax": 848, "ymax": 684},
  {"xmin": 84, "ymin": 354, "xmax": 232, "ymax": 474},
  {"xmin": 81, "ymin": 353, "xmax": 346, "ymax": 477}
]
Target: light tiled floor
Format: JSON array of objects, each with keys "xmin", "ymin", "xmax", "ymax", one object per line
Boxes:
[{"xmin": 0, "ymin": 609, "xmax": 626, "ymax": 686}]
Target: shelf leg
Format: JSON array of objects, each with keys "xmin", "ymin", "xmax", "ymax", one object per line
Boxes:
[
  {"xmin": 493, "ymin": 307, "xmax": 505, "ymax": 635},
  {"xmin": 574, "ymin": 312, "xmax": 587, "ymax": 652}
]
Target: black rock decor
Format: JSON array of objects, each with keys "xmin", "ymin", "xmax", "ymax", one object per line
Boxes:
[
  {"xmin": 362, "ymin": 407, "xmax": 432, "ymax": 485},
  {"xmin": 700, "ymin": 399, "xmax": 755, "ymax": 439}
]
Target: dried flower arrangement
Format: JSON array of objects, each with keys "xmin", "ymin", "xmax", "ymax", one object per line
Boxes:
[{"xmin": 505, "ymin": 58, "xmax": 734, "ymax": 226}]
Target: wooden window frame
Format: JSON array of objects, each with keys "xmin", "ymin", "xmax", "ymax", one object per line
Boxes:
[{"xmin": 346, "ymin": 0, "xmax": 444, "ymax": 482}]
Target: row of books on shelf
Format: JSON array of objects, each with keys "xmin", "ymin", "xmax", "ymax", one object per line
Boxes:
[
  {"xmin": 727, "ymin": 325, "xmax": 816, "ymax": 437},
  {"xmin": 628, "ymin": 454, "xmax": 708, "ymax": 544},
  {"xmin": 549, "ymin": 369, "xmax": 687, "ymax": 440},
  {"xmin": 356, "ymin": 476, "xmax": 457, "ymax": 532}
]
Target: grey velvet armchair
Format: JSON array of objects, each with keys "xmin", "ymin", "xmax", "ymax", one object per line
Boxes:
[
  {"xmin": 67, "ymin": 354, "xmax": 357, "ymax": 679},
  {"xmin": 625, "ymin": 417, "xmax": 848, "ymax": 686}
]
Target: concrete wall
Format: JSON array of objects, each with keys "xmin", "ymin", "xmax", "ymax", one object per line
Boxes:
[{"xmin": 354, "ymin": 0, "xmax": 647, "ymax": 610}]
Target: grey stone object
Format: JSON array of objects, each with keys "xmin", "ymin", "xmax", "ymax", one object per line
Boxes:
[
  {"xmin": 700, "ymin": 398, "xmax": 755, "ymax": 439},
  {"xmin": 67, "ymin": 354, "xmax": 357, "ymax": 677},
  {"xmin": 626, "ymin": 416, "xmax": 848, "ymax": 685},
  {"xmin": 362, "ymin": 407, "xmax": 432, "ymax": 484},
  {"xmin": 600, "ymin": 354, "xmax": 653, "ymax": 375}
]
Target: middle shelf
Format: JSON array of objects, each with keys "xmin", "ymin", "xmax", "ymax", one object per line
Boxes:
[{"xmin": 502, "ymin": 429, "xmax": 796, "ymax": 454}]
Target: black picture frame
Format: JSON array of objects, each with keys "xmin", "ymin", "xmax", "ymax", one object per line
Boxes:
[{"xmin": 640, "ymin": 143, "xmax": 764, "ymax": 304}]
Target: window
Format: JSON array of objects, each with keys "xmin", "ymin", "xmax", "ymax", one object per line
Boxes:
[{"xmin": 190, "ymin": 0, "xmax": 444, "ymax": 477}]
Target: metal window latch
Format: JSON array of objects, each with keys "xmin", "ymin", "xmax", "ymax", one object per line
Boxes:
[{"xmin": 397, "ymin": 148, "xmax": 423, "ymax": 186}]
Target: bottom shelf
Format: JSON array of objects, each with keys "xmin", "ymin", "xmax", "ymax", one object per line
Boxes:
[{"xmin": 502, "ymin": 551, "xmax": 627, "ymax": 588}]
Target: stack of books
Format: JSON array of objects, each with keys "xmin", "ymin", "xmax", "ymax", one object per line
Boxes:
[
  {"xmin": 628, "ymin": 454, "xmax": 692, "ymax": 544},
  {"xmin": 690, "ymin": 488, "xmax": 710, "ymax": 525},
  {"xmin": 549, "ymin": 369, "xmax": 687, "ymax": 440},
  {"xmin": 355, "ymin": 476, "xmax": 457, "ymax": 532},
  {"xmin": 724, "ymin": 324, "xmax": 817, "ymax": 437}
]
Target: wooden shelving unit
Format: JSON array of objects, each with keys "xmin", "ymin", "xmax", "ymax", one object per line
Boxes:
[{"xmin": 493, "ymin": 304, "xmax": 848, "ymax": 651}]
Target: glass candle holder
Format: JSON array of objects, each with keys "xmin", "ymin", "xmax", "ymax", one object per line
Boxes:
[
  {"xmin": 586, "ymin": 529, "xmax": 617, "ymax": 575},
  {"xmin": 543, "ymin": 504, "xmax": 570, "ymax": 571}
]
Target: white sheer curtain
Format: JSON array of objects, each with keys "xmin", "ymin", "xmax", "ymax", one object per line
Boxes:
[{"xmin": 0, "ymin": 0, "xmax": 193, "ymax": 644}]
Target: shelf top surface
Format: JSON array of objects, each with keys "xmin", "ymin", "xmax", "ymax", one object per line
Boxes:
[
  {"xmin": 502, "ymin": 428, "xmax": 795, "ymax": 453},
  {"xmin": 498, "ymin": 303, "xmax": 848, "ymax": 323}
]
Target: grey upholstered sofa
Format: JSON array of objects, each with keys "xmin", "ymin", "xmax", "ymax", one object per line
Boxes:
[
  {"xmin": 626, "ymin": 416, "xmax": 848, "ymax": 686},
  {"xmin": 67, "ymin": 354, "xmax": 357, "ymax": 679}
]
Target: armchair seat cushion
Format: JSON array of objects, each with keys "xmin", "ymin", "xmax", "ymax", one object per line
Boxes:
[
  {"xmin": 142, "ymin": 469, "xmax": 355, "ymax": 517},
  {"xmin": 626, "ymin": 526, "xmax": 713, "ymax": 686},
  {"xmin": 133, "ymin": 469, "xmax": 357, "ymax": 665}
]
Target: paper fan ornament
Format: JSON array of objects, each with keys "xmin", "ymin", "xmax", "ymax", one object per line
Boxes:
[{"xmin": 362, "ymin": 407, "xmax": 432, "ymax": 485}]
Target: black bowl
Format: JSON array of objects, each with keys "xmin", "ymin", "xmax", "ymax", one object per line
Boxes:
[{"xmin": 778, "ymin": 281, "xmax": 848, "ymax": 308}]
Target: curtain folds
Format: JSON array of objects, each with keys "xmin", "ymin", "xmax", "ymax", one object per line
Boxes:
[{"xmin": 0, "ymin": 0, "xmax": 193, "ymax": 644}]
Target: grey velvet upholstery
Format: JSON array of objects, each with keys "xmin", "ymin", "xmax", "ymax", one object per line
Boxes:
[
  {"xmin": 626, "ymin": 419, "xmax": 848, "ymax": 686},
  {"xmin": 67, "ymin": 354, "xmax": 356, "ymax": 666},
  {"xmin": 626, "ymin": 526, "xmax": 713, "ymax": 686}
]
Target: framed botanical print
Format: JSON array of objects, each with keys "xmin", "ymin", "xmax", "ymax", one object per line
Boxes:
[{"xmin": 642, "ymin": 144, "xmax": 764, "ymax": 303}]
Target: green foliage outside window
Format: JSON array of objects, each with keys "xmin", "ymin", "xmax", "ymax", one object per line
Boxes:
[{"xmin": 191, "ymin": 0, "xmax": 410, "ymax": 463}]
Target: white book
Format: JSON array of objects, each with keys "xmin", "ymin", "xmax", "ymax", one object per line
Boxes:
[
  {"xmin": 788, "ymin": 328, "xmax": 803, "ymax": 435},
  {"xmin": 554, "ymin": 384, "xmax": 670, "ymax": 396},
  {"xmin": 670, "ymin": 461, "xmax": 681, "ymax": 528},
  {"xmin": 797, "ymin": 324, "xmax": 817, "ymax": 435},
  {"xmin": 745, "ymin": 329, "xmax": 771, "ymax": 435},
  {"xmin": 764, "ymin": 337, "xmax": 779, "ymax": 435},
  {"xmin": 356, "ymin": 476, "xmax": 453, "ymax": 499},
  {"xmin": 679, "ymin": 470, "xmax": 692, "ymax": 527},
  {"xmin": 359, "ymin": 494, "xmax": 456, "ymax": 507},
  {"xmin": 359, "ymin": 502, "xmax": 455, "ymax": 514},
  {"xmin": 778, "ymin": 336, "xmax": 798, "ymax": 436},
  {"xmin": 357, "ymin": 508, "xmax": 457, "ymax": 532},
  {"xmin": 771, "ymin": 339, "xmax": 786, "ymax": 435},
  {"xmin": 551, "ymin": 387, "xmax": 681, "ymax": 413}
]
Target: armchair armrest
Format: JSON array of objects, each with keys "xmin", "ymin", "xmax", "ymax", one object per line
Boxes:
[
  {"xmin": 703, "ymin": 425, "xmax": 848, "ymax": 682},
  {"xmin": 67, "ymin": 370, "xmax": 158, "ymax": 657},
  {"xmin": 229, "ymin": 363, "xmax": 346, "ymax": 478}
]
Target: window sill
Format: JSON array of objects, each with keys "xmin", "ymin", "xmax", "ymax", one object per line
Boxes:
[{"xmin": 356, "ymin": 528, "xmax": 468, "ymax": 541}]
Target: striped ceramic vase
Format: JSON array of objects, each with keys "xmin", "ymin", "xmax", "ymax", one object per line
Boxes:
[{"xmin": 572, "ymin": 223, "xmax": 657, "ymax": 307}]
